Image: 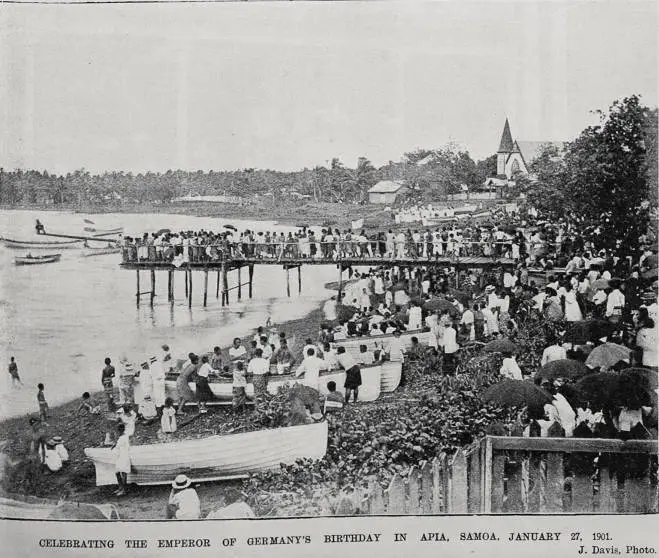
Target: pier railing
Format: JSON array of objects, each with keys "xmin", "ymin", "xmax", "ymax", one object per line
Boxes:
[
  {"xmin": 120, "ymin": 240, "xmax": 518, "ymax": 265},
  {"xmin": 330, "ymin": 436, "xmax": 658, "ymax": 515}
]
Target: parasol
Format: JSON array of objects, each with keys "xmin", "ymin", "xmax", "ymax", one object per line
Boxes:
[
  {"xmin": 535, "ymin": 359, "xmax": 589, "ymax": 381},
  {"xmin": 585, "ymin": 342, "xmax": 632, "ymax": 371},
  {"xmin": 564, "ymin": 319, "xmax": 615, "ymax": 344},
  {"xmin": 155, "ymin": 228, "xmax": 171, "ymax": 236},
  {"xmin": 482, "ymin": 379, "xmax": 553, "ymax": 408},
  {"xmin": 617, "ymin": 367, "xmax": 658, "ymax": 391},
  {"xmin": 224, "ymin": 225, "xmax": 238, "ymax": 231},
  {"xmin": 423, "ymin": 298, "xmax": 460, "ymax": 316},
  {"xmin": 483, "ymin": 338, "xmax": 519, "ymax": 354},
  {"xmin": 574, "ymin": 371, "xmax": 621, "ymax": 409}
]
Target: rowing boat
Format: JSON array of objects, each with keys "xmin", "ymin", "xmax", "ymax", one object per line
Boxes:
[
  {"xmin": 333, "ymin": 328, "xmax": 434, "ymax": 358},
  {"xmin": 81, "ymin": 247, "xmax": 122, "ymax": 257},
  {"xmin": 2, "ymin": 237, "xmax": 80, "ymax": 249},
  {"xmin": 14, "ymin": 253, "xmax": 61, "ymax": 266},
  {"xmin": 83, "ymin": 226, "xmax": 124, "ymax": 237},
  {"xmin": 380, "ymin": 360, "xmax": 403, "ymax": 392},
  {"xmin": 84, "ymin": 420, "xmax": 328, "ymax": 486},
  {"xmin": 165, "ymin": 361, "xmax": 383, "ymax": 402}
]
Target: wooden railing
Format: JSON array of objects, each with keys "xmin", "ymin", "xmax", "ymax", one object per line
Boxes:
[{"xmin": 333, "ymin": 436, "xmax": 658, "ymax": 515}]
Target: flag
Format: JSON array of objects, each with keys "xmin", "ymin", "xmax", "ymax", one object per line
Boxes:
[
  {"xmin": 83, "ymin": 218, "xmax": 95, "ymax": 225},
  {"xmin": 351, "ymin": 218, "xmax": 364, "ymax": 230}
]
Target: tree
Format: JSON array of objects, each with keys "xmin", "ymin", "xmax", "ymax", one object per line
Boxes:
[{"xmin": 525, "ymin": 95, "xmax": 655, "ymax": 254}]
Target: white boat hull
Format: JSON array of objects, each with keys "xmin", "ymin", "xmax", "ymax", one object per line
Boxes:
[
  {"xmin": 84, "ymin": 421, "xmax": 328, "ymax": 486},
  {"xmin": 2, "ymin": 238, "xmax": 80, "ymax": 249},
  {"xmin": 165, "ymin": 362, "xmax": 383, "ymax": 402},
  {"xmin": 380, "ymin": 360, "xmax": 403, "ymax": 392},
  {"xmin": 333, "ymin": 329, "xmax": 434, "ymax": 357}
]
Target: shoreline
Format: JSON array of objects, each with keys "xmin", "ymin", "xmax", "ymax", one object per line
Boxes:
[
  {"xmin": 0, "ymin": 201, "xmax": 393, "ymax": 230},
  {"xmin": 0, "ymin": 302, "xmax": 332, "ymax": 518}
]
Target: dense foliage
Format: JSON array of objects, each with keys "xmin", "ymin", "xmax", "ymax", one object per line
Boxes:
[{"xmin": 520, "ymin": 95, "xmax": 657, "ymax": 254}]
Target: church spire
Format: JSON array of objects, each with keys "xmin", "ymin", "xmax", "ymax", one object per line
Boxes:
[{"xmin": 498, "ymin": 118, "xmax": 514, "ymax": 153}]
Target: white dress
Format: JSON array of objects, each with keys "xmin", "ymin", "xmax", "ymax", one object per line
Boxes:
[
  {"xmin": 114, "ymin": 434, "xmax": 131, "ymax": 474},
  {"xmin": 161, "ymin": 407, "xmax": 177, "ymax": 433},
  {"xmin": 564, "ymin": 290, "xmax": 583, "ymax": 322}
]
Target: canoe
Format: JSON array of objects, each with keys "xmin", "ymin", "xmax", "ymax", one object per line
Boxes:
[
  {"xmin": 83, "ymin": 226, "xmax": 124, "ymax": 237},
  {"xmin": 84, "ymin": 420, "xmax": 328, "ymax": 486},
  {"xmin": 14, "ymin": 253, "xmax": 61, "ymax": 266},
  {"xmin": 380, "ymin": 360, "xmax": 403, "ymax": 392},
  {"xmin": 2, "ymin": 237, "xmax": 80, "ymax": 249},
  {"xmin": 165, "ymin": 361, "xmax": 383, "ymax": 402},
  {"xmin": 333, "ymin": 328, "xmax": 434, "ymax": 358},
  {"xmin": 81, "ymin": 247, "xmax": 122, "ymax": 257}
]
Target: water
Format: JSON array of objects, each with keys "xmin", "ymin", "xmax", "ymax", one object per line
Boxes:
[{"xmin": 0, "ymin": 209, "xmax": 340, "ymax": 420}]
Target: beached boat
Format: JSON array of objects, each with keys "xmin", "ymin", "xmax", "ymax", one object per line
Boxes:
[
  {"xmin": 14, "ymin": 253, "xmax": 61, "ymax": 266},
  {"xmin": 1, "ymin": 237, "xmax": 80, "ymax": 249},
  {"xmin": 0, "ymin": 494, "xmax": 119, "ymax": 520},
  {"xmin": 333, "ymin": 328, "xmax": 434, "ymax": 358},
  {"xmin": 380, "ymin": 360, "xmax": 403, "ymax": 392},
  {"xmin": 84, "ymin": 420, "xmax": 328, "ymax": 486},
  {"xmin": 165, "ymin": 361, "xmax": 383, "ymax": 402}
]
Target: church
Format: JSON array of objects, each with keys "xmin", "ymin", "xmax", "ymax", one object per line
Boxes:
[{"xmin": 488, "ymin": 118, "xmax": 565, "ymax": 184}]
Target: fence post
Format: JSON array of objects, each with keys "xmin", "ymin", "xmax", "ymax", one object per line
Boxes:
[
  {"xmin": 467, "ymin": 444, "xmax": 481, "ymax": 513},
  {"xmin": 449, "ymin": 449, "xmax": 468, "ymax": 513},
  {"xmin": 420, "ymin": 460, "xmax": 433, "ymax": 514},
  {"xmin": 385, "ymin": 473, "xmax": 406, "ymax": 515},
  {"xmin": 431, "ymin": 456, "xmax": 442, "ymax": 513},
  {"xmin": 368, "ymin": 481, "xmax": 385, "ymax": 515},
  {"xmin": 407, "ymin": 466, "xmax": 421, "ymax": 514}
]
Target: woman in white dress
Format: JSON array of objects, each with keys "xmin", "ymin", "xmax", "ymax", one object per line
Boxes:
[
  {"xmin": 563, "ymin": 284, "xmax": 583, "ymax": 322},
  {"xmin": 112, "ymin": 423, "xmax": 131, "ymax": 496}
]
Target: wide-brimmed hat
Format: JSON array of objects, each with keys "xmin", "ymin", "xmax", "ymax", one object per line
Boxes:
[
  {"xmin": 172, "ymin": 474, "xmax": 192, "ymax": 490},
  {"xmin": 485, "ymin": 285, "xmax": 496, "ymax": 292},
  {"xmin": 52, "ymin": 436, "xmax": 63, "ymax": 444}
]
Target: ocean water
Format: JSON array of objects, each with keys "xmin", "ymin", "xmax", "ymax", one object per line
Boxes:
[{"xmin": 0, "ymin": 209, "xmax": 339, "ymax": 420}]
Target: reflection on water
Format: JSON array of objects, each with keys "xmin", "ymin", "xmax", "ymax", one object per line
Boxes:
[{"xmin": 0, "ymin": 209, "xmax": 338, "ymax": 419}]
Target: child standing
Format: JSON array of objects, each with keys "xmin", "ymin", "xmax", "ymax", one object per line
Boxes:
[
  {"xmin": 160, "ymin": 397, "xmax": 177, "ymax": 434},
  {"xmin": 232, "ymin": 362, "xmax": 247, "ymax": 413},
  {"xmin": 37, "ymin": 383, "xmax": 49, "ymax": 423}
]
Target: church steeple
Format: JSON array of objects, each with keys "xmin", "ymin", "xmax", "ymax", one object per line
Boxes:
[{"xmin": 498, "ymin": 118, "xmax": 514, "ymax": 153}]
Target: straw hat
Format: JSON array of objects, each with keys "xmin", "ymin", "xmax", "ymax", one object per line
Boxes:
[
  {"xmin": 172, "ymin": 474, "xmax": 192, "ymax": 490},
  {"xmin": 52, "ymin": 436, "xmax": 63, "ymax": 444}
]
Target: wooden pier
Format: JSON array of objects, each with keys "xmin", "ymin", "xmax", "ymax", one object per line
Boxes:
[{"xmin": 121, "ymin": 254, "xmax": 515, "ymax": 308}]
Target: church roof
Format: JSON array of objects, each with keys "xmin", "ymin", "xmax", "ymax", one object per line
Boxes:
[{"xmin": 498, "ymin": 118, "xmax": 514, "ymax": 153}]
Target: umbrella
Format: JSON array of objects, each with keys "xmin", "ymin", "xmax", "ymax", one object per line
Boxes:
[
  {"xmin": 535, "ymin": 359, "xmax": 589, "ymax": 381},
  {"xmin": 155, "ymin": 228, "xmax": 171, "ymax": 236},
  {"xmin": 483, "ymin": 338, "xmax": 519, "ymax": 354},
  {"xmin": 614, "ymin": 369, "xmax": 655, "ymax": 408},
  {"xmin": 564, "ymin": 319, "xmax": 615, "ymax": 344},
  {"xmin": 575, "ymin": 371, "xmax": 621, "ymax": 409},
  {"xmin": 224, "ymin": 224, "xmax": 237, "ymax": 231},
  {"xmin": 642, "ymin": 268, "xmax": 658, "ymax": 280},
  {"xmin": 423, "ymin": 298, "xmax": 460, "ymax": 316},
  {"xmin": 617, "ymin": 367, "xmax": 658, "ymax": 391},
  {"xmin": 482, "ymin": 379, "xmax": 553, "ymax": 408},
  {"xmin": 585, "ymin": 343, "xmax": 632, "ymax": 371}
]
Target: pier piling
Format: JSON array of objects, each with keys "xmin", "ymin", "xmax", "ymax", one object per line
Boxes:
[
  {"xmin": 185, "ymin": 269, "xmax": 189, "ymax": 298},
  {"xmin": 167, "ymin": 271, "xmax": 173, "ymax": 302},
  {"xmin": 216, "ymin": 271, "xmax": 220, "ymax": 299},
  {"xmin": 188, "ymin": 269, "xmax": 193, "ymax": 309},
  {"xmin": 248, "ymin": 265, "xmax": 254, "ymax": 299},
  {"xmin": 150, "ymin": 269, "xmax": 156, "ymax": 306},
  {"xmin": 297, "ymin": 266, "xmax": 302, "ymax": 293},
  {"xmin": 238, "ymin": 267, "xmax": 242, "ymax": 301},
  {"xmin": 286, "ymin": 267, "xmax": 291, "ymax": 297},
  {"xmin": 221, "ymin": 262, "xmax": 228, "ymax": 306},
  {"xmin": 136, "ymin": 270, "xmax": 140, "ymax": 308},
  {"xmin": 204, "ymin": 270, "xmax": 209, "ymax": 307}
]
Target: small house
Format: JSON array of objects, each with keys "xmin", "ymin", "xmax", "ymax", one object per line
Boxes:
[{"xmin": 368, "ymin": 181, "xmax": 407, "ymax": 204}]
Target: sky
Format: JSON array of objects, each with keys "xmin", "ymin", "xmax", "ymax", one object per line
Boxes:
[{"xmin": 1, "ymin": 0, "xmax": 657, "ymax": 174}]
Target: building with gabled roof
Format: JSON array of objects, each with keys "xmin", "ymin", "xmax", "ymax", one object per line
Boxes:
[
  {"xmin": 494, "ymin": 118, "xmax": 566, "ymax": 180},
  {"xmin": 368, "ymin": 180, "xmax": 407, "ymax": 204}
]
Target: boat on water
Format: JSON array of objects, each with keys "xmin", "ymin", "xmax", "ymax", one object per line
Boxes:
[
  {"xmin": 83, "ymin": 226, "xmax": 124, "ymax": 237},
  {"xmin": 1, "ymin": 237, "xmax": 80, "ymax": 249},
  {"xmin": 165, "ymin": 360, "xmax": 383, "ymax": 402},
  {"xmin": 333, "ymin": 328, "xmax": 434, "ymax": 358},
  {"xmin": 81, "ymin": 246, "xmax": 122, "ymax": 257},
  {"xmin": 84, "ymin": 420, "xmax": 328, "ymax": 487},
  {"xmin": 14, "ymin": 253, "xmax": 62, "ymax": 266}
]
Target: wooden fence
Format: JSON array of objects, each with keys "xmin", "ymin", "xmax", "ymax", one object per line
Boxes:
[{"xmin": 335, "ymin": 436, "xmax": 658, "ymax": 515}]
